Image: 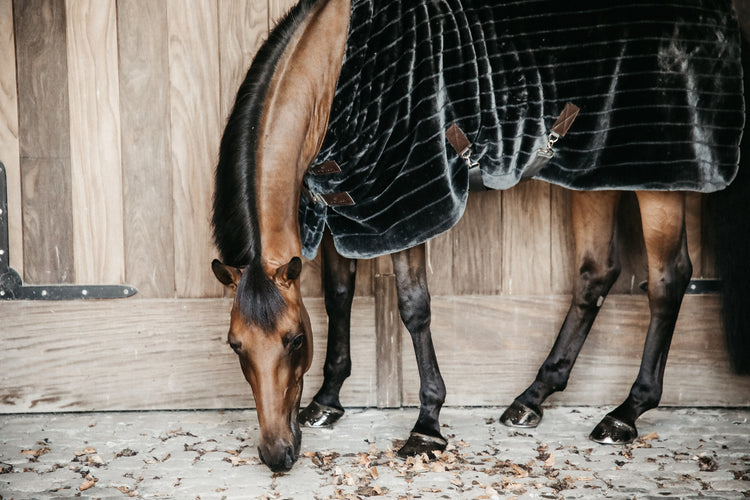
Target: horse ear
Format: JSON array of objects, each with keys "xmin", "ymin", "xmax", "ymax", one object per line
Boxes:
[
  {"xmin": 273, "ymin": 257, "xmax": 302, "ymax": 288},
  {"xmin": 211, "ymin": 259, "xmax": 242, "ymax": 290}
]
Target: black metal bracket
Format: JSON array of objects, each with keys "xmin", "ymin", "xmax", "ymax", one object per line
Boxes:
[
  {"xmin": 639, "ymin": 279, "xmax": 721, "ymax": 295},
  {"xmin": 0, "ymin": 162, "xmax": 138, "ymax": 300}
]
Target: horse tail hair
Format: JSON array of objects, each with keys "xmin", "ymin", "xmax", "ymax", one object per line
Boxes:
[{"xmin": 713, "ymin": 31, "xmax": 750, "ymax": 374}]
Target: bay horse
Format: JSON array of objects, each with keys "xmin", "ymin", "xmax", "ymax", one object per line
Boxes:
[{"xmin": 211, "ymin": 0, "xmax": 749, "ymax": 472}]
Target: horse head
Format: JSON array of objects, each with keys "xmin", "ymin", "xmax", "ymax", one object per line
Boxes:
[{"xmin": 212, "ymin": 257, "xmax": 313, "ymax": 472}]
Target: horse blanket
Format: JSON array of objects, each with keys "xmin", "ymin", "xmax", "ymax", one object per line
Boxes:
[{"xmin": 300, "ymin": 0, "xmax": 744, "ymax": 260}]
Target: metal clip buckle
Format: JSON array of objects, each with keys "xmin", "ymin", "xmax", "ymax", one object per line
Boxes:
[
  {"xmin": 460, "ymin": 148, "xmax": 480, "ymax": 169},
  {"xmin": 539, "ymin": 131, "xmax": 560, "ymax": 157}
]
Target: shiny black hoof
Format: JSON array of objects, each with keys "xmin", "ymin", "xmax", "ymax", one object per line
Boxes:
[
  {"xmin": 589, "ymin": 415, "xmax": 638, "ymax": 445},
  {"xmin": 397, "ymin": 432, "xmax": 448, "ymax": 459},
  {"xmin": 298, "ymin": 400, "xmax": 345, "ymax": 428},
  {"xmin": 500, "ymin": 400, "xmax": 543, "ymax": 428}
]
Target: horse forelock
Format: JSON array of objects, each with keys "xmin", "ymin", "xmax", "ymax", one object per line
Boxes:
[
  {"xmin": 211, "ymin": 0, "xmax": 324, "ymax": 267},
  {"xmin": 236, "ymin": 262, "xmax": 287, "ymax": 333}
]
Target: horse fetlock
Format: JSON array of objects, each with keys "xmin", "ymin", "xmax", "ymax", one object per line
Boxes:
[
  {"xmin": 626, "ymin": 385, "xmax": 662, "ymax": 416},
  {"xmin": 323, "ymin": 357, "xmax": 352, "ymax": 381}
]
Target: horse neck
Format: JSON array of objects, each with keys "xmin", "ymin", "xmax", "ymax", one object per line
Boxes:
[{"xmin": 255, "ymin": 0, "xmax": 350, "ymax": 271}]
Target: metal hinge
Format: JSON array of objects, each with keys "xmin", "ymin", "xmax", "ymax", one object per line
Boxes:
[{"xmin": 0, "ymin": 162, "xmax": 138, "ymax": 300}]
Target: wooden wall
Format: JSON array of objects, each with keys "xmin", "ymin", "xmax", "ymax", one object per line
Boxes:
[{"xmin": 1, "ymin": 0, "xmax": 746, "ymax": 414}]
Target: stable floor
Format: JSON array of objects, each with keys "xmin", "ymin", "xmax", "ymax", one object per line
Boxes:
[{"xmin": 1, "ymin": 407, "xmax": 749, "ymax": 499}]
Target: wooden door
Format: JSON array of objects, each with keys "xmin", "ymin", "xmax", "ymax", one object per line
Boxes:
[{"xmin": 1, "ymin": 0, "xmax": 746, "ymax": 413}]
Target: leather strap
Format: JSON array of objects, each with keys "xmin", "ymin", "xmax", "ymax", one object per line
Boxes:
[
  {"xmin": 446, "ymin": 123, "xmax": 471, "ymax": 155},
  {"xmin": 303, "ymin": 160, "xmax": 354, "ymax": 206},
  {"xmin": 309, "ymin": 160, "xmax": 342, "ymax": 175},
  {"xmin": 550, "ymin": 102, "xmax": 580, "ymax": 137},
  {"xmin": 319, "ymin": 192, "xmax": 354, "ymax": 206}
]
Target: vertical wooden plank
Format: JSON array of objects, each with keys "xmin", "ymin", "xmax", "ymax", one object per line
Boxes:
[
  {"xmin": 117, "ymin": 0, "xmax": 175, "ymax": 297},
  {"xmin": 218, "ymin": 0, "xmax": 268, "ymax": 121},
  {"xmin": 301, "ymin": 253, "xmax": 323, "ymax": 298},
  {"xmin": 66, "ymin": 0, "xmax": 125, "ymax": 284},
  {"xmin": 701, "ymin": 195, "xmax": 718, "ymax": 278},
  {"xmin": 354, "ymin": 257, "xmax": 374, "ymax": 297},
  {"xmin": 501, "ymin": 180, "xmax": 551, "ymax": 294},
  {"xmin": 685, "ymin": 192, "xmax": 703, "ymax": 278},
  {"xmin": 374, "ymin": 259, "xmax": 402, "ymax": 408},
  {"xmin": 451, "ymin": 191, "xmax": 503, "ymax": 294},
  {"xmin": 269, "ymin": 0, "xmax": 298, "ymax": 26},
  {"xmin": 425, "ymin": 229, "xmax": 454, "ymax": 296},
  {"xmin": 168, "ymin": 0, "xmax": 223, "ymax": 298},
  {"xmin": 549, "ymin": 186, "xmax": 575, "ymax": 294},
  {"xmin": 14, "ymin": 0, "xmax": 74, "ymax": 284},
  {"xmin": 0, "ymin": 0, "xmax": 21, "ymax": 276}
]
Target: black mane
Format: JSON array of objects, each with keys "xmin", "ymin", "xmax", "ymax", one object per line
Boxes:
[{"xmin": 212, "ymin": 0, "xmax": 322, "ymax": 329}]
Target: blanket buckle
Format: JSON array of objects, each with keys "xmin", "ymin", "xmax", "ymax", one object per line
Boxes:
[
  {"xmin": 446, "ymin": 123, "xmax": 486, "ymax": 190},
  {"xmin": 524, "ymin": 102, "xmax": 580, "ymax": 179},
  {"xmin": 303, "ymin": 161, "xmax": 355, "ymax": 206}
]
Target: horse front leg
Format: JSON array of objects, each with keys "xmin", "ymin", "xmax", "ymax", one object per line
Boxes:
[
  {"xmin": 391, "ymin": 244, "xmax": 447, "ymax": 457},
  {"xmin": 590, "ymin": 191, "xmax": 691, "ymax": 444},
  {"xmin": 299, "ymin": 230, "xmax": 356, "ymax": 427},
  {"xmin": 502, "ymin": 191, "xmax": 622, "ymax": 428}
]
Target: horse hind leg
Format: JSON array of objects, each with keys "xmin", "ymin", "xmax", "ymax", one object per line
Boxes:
[
  {"xmin": 502, "ymin": 191, "xmax": 622, "ymax": 428},
  {"xmin": 391, "ymin": 244, "xmax": 448, "ymax": 457},
  {"xmin": 590, "ymin": 191, "xmax": 691, "ymax": 444},
  {"xmin": 299, "ymin": 230, "xmax": 355, "ymax": 427}
]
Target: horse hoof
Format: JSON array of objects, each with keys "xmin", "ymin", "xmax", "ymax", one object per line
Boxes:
[
  {"xmin": 500, "ymin": 400, "xmax": 542, "ymax": 428},
  {"xmin": 298, "ymin": 400, "xmax": 344, "ymax": 428},
  {"xmin": 397, "ymin": 432, "xmax": 448, "ymax": 459},
  {"xmin": 589, "ymin": 415, "xmax": 638, "ymax": 445}
]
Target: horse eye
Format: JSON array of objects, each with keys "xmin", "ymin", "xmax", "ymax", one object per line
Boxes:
[
  {"xmin": 288, "ymin": 334, "xmax": 305, "ymax": 352},
  {"xmin": 228, "ymin": 340, "xmax": 242, "ymax": 354}
]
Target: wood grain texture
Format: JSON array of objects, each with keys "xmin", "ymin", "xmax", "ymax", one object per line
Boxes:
[
  {"xmin": 0, "ymin": 0, "xmax": 22, "ymax": 275},
  {"xmin": 700, "ymin": 194, "xmax": 718, "ymax": 278},
  {"xmin": 402, "ymin": 294, "xmax": 750, "ymax": 407},
  {"xmin": 168, "ymin": 0, "xmax": 223, "ymax": 298},
  {"xmin": 0, "ymin": 297, "xmax": 377, "ymax": 413},
  {"xmin": 14, "ymin": 0, "xmax": 74, "ymax": 284},
  {"xmin": 269, "ymin": 0, "xmax": 299, "ymax": 26},
  {"xmin": 375, "ymin": 273, "xmax": 403, "ymax": 408},
  {"xmin": 66, "ymin": 0, "xmax": 125, "ymax": 284},
  {"xmin": 452, "ymin": 190, "xmax": 504, "ymax": 294},
  {"xmin": 425, "ymin": 225, "xmax": 454, "ymax": 296},
  {"xmin": 549, "ymin": 186, "xmax": 575, "ymax": 293},
  {"xmin": 0, "ymin": 295, "xmax": 741, "ymax": 412},
  {"xmin": 218, "ymin": 0, "xmax": 268, "ymax": 121},
  {"xmin": 117, "ymin": 0, "xmax": 175, "ymax": 297},
  {"xmin": 501, "ymin": 180, "xmax": 551, "ymax": 294}
]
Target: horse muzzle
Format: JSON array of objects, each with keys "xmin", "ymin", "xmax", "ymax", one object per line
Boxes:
[
  {"xmin": 258, "ymin": 441, "xmax": 298, "ymax": 472},
  {"xmin": 257, "ymin": 413, "xmax": 302, "ymax": 472}
]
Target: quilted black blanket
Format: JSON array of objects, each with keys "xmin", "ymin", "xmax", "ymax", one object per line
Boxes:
[{"xmin": 300, "ymin": 0, "xmax": 744, "ymax": 260}]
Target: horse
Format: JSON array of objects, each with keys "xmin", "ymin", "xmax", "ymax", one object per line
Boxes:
[{"xmin": 211, "ymin": 0, "xmax": 749, "ymax": 472}]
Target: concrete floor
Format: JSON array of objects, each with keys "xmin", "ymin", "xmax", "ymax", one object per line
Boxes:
[{"xmin": 0, "ymin": 406, "xmax": 748, "ymax": 499}]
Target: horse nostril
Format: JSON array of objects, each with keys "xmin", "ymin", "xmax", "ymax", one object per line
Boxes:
[
  {"xmin": 257, "ymin": 446, "xmax": 268, "ymax": 467},
  {"xmin": 284, "ymin": 446, "xmax": 295, "ymax": 470},
  {"xmin": 258, "ymin": 444, "xmax": 296, "ymax": 472}
]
